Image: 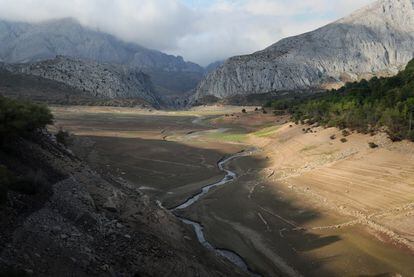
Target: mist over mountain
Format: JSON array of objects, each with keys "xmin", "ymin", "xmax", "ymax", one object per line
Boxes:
[
  {"xmin": 195, "ymin": 0, "xmax": 414, "ymax": 100},
  {"xmin": 0, "ymin": 18, "xmax": 204, "ymax": 96}
]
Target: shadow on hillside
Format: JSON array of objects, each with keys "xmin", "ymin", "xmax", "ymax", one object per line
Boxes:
[{"xmin": 68, "ymin": 131, "xmax": 346, "ymax": 276}]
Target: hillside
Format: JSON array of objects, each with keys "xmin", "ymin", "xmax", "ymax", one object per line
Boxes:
[
  {"xmin": 195, "ymin": 0, "xmax": 414, "ymax": 100},
  {"xmin": 0, "ymin": 18, "xmax": 204, "ymax": 96},
  {"xmin": 264, "ymin": 58, "xmax": 414, "ymax": 142},
  {"xmin": 0, "ymin": 97, "xmax": 243, "ymax": 276},
  {"xmin": 5, "ymin": 56, "xmax": 162, "ymax": 107}
]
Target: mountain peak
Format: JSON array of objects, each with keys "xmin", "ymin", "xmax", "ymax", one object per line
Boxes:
[
  {"xmin": 195, "ymin": 0, "xmax": 414, "ymax": 99},
  {"xmin": 338, "ymin": 0, "xmax": 414, "ymax": 27}
]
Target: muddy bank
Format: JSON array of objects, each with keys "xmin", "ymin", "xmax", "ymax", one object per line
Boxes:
[{"xmin": 171, "ymin": 149, "xmax": 263, "ymax": 276}]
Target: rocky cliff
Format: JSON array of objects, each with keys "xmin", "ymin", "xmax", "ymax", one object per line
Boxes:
[
  {"xmin": 195, "ymin": 0, "xmax": 414, "ymax": 99},
  {"xmin": 7, "ymin": 56, "xmax": 162, "ymax": 107},
  {"xmin": 0, "ymin": 18, "xmax": 204, "ymax": 96}
]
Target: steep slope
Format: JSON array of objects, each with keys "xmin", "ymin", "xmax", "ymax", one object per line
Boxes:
[
  {"xmin": 195, "ymin": 0, "xmax": 414, "ymax": 99},
  {"xmin": 0, "ymin": 99, "xmax": 244, "ymax": 276},
  {"xmin": 6, "ymin": 56, "xmax": 162, "ymax": 107},
  {"xmin": 0, "ymin": 18, "xmax": 204, "ymax": 96}
]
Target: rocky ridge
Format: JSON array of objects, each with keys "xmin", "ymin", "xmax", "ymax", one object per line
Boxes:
[
  {"xmin": 6, "ymin": 56, "xmax": 162, "ymax": 107},
  {"xmin": 195, "ymin": 0, "xmax": 414, "ymax": 99}
]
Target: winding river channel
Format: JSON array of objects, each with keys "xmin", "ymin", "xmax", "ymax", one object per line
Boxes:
[{"xmin": 170, "ymin": 148, "xmax": 261, "ymax": 276}]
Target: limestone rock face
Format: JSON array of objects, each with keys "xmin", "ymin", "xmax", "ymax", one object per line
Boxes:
[
  {"xmin": 195, "ymin": 0, "xmax": 414, "ymax": 99},
  {"xmin": 7, "ymin": 56, "xmax": 161, "ymax": 105}
]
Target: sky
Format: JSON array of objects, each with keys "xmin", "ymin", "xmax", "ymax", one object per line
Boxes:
[{"xmin": 0, "ymin": 0, "xmax": 374, "ymax": 66}]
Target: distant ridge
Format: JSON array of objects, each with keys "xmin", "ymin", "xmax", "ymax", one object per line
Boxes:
[
  {"xmin": 0, "ymin": 18, "xmax": 204, "ymax": 96},
  {"xmin": 4, "ymin": 56, "xmax": 162, "ymax": 107}
]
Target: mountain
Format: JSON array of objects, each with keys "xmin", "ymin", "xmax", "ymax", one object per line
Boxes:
[
  {"xmin": 195, "ymin": 0, "xmax": 414, "ymax": 100},
  {"xmin": 205, "ymin": 60, "xmax": 225, "ymax": 74},
  {"xmin": 5, "ymin": 56, "xmax": 161, "ymax": 106},
  {"xmin": 0, "ymin": 18, "xmax": 204, "ymax": 96}
]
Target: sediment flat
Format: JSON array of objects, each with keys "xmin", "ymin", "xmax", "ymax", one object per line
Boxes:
[{"xmin": 52, "ymin": 105, "xmax": 414, "ymax": 276}]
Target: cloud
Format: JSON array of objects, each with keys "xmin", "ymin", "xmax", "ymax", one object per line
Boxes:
[{"xmin": 0, "ymin": 0, "xmax": 374, "ymax": 65}]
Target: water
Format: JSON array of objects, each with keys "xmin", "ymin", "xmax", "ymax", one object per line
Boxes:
[{"xmin": 170, "ymin": 149, "xmax": 261, "ymax": 276}]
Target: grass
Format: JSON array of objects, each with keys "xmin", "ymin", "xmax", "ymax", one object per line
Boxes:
[
  {"xmin": 253, "ymin": 126, "xmax": 280, "ymax": 137},
  {"xmin": 208, "ymin": 131, "xmax": 247, "ymax": 143},
  {"xmin": 300, "ymin": 145, "xmax": 318, "ymax": 152}
]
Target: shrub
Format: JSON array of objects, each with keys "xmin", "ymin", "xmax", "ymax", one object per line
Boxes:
[
  {"xmin": 330, "ymin": 135, "xmax": 336, "ymax": 140},
  {"xmin": 368, "ymin": 142, "xmax": 379, "ymax": 149},
  {"xmin": 340, "ymin": 138, "xmax": 348, "ymax": 143},
  {"xmin": 0, "ymin": 96, "xmax": 53, "ymax": 143},
  {"xmin": 56, "ymin": 129, "xmax": 73, "ymax": 147},
  {"xmin": 242, "ymin": 109, "xmax": 247, "ymax": 113},
  {"xmin": 342, "ymin": 130, "xmax": 351, "ymax": 137}
]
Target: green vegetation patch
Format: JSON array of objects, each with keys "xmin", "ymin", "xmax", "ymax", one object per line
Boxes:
[
  {"xmin": 208, "ymin": 131, "xmax": 247, "ymax": 143},
  {"xmin": 300, "ymin": 145, "xmax": 318, "ymax": 152},
  {"xmin": 253, "ymin": 126, "xmax": 280, "ymax": 137},
  {"xmin": 0, "ymin": 97, "xmax": 53, "ymax": 205},
  {"xmin": 0, "ymin": 96, "xmax": 53, "ymax": 143},
  {"xmin": 265, "ymin": 59, "xmax": 414, "ymax": 142}
]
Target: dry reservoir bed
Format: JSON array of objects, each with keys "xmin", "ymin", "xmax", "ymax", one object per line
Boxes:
[{"xmin": 52, "ymin": 105, "xmax": 414, "ymax": 276}]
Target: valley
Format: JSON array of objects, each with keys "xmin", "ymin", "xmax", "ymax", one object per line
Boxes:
[
  {"xmin": 1, "ymin": 0, "xmax": 414, "ymax": 276},
  {"xmin": 51, "ymin": 105, "xmax": 414, "ymax": 277}
]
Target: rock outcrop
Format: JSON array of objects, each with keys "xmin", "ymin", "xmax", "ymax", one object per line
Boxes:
[
  {"xmin": 7, "ymin": 56, "xmax": 161, "ymax": 106},
  {"xmin": 0, "ymin": 18, "xmax": 204, "ymax": 96},
  {"xmin": 195, "ymin": 0, "xmax": 414, "ymax": 99}
]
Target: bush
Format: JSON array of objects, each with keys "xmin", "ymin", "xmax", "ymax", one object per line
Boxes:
[
  {"xmin": 330, "ymin": 135, "xmax": 336, "ymax": 140},
  {"xmin": 56, "ymin": 129, "xmax": 73, "ymax": 147},
  {"xmin": 0, "ymin": 96, "xmax": 53, "ymax": 144},
  {"xmin": 368, "ymin": 142, "xmax": 379, "ymax": 149},
  {"xmin": 342, "ymin": 130, "xmax": 351, "ymax": 137},
  {"xmin": 242, "ymin": 109, "xmax": 247, "ymax": 113},
  {"xmin": 340, "ymin": 138, "xmax": 348, "ymax": 143}
]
